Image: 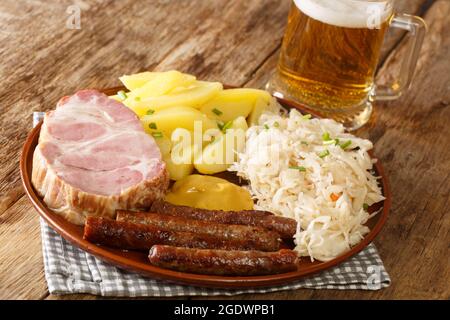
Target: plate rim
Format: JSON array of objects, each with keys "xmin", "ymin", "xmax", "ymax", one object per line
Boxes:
[{"xmin": 20, "ymin": 86, "xmax": 391, "ymax": 289}]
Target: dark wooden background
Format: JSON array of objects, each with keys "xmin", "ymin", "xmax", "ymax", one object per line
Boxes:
[{"xmin": 0, "ymin": 0, "xmax": 448, "ymax": 300}]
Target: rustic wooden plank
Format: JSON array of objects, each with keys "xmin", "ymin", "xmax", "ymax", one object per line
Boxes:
[
  {"xmin": 1, "ymin": 0, "xmax": 447, "ymax": 300},
  {"xmin": 45, "ymin": 293, "xmax": 184, "ymax": 300},
  {"xmin": 380, "ymin": 0, "xmax": 434, "ymax": 61},
  {"xmin": 0, "ymin": 195, "xmax": 48, "ymax": 299},
  {"xmin": 0, "ymin": 0, "xmax": 291, "ymax": 299},
  {"xmin": 0, "ymin": 0, "xmax": 290, "ymax": 213},
  {"xmin": 195, "ymin": 0, "xmax": 449, "ymax": 300}
]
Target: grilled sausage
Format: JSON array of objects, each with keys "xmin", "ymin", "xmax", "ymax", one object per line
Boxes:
[
  {"xmin": 148, "ymin": 245, "xmax": 299, "ymax": 276},
  {"xmin": 150, "ymin": 200, "xmax": 297, "ymax": 240},
  {"xmin": 83, "ymin": 217, "xmax": 277, "ymax": 251},
  {"xmin": 116, "ymin": 211, "xmax": 280, "ymax": 252}
]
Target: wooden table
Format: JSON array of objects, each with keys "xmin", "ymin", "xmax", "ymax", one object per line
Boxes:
[{"xmin": 0, "ymin": 0, "xmax": 448, "ymax": 300}]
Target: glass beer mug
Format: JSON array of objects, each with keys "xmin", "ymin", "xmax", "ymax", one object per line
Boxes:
[{"xmin": 267, "ymin": 0, "xmax": 426, "ymax": 130}]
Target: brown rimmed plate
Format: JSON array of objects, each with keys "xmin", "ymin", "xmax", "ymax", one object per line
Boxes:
[{"xmin": 20, "ymin": 86, "xmax": 391, "ymax": 289}]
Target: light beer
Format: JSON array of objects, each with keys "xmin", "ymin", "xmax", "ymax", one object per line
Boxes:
[{"xmin": 268, "ymin": 0, "xmax": 393, "ymax": 128}]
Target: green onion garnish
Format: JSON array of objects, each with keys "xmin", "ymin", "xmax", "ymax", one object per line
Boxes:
[
  {"xmin": 340, "ymin": 140, "xmax": 352, "ymax": 149},
  {"xmin": 335, "ymin": 138, "xmax": 340, "ymax": 145},
  {"xmin": 151, "ymin": 132, "xmax": 163, "ymax": 138},
  {"xmin": 117, "ymin": 90, "xmax": 127, "ymax": 101},
  {"xmin": 273, "ymin": 121, "xmax": 280, "ymax": 128},
  {"xmin": 301, "ymin": 141, "xmax": 309, "ymax": 145},
  {"xmin": 363, "ymin": 203, "xmax": 369, "ymax": 211},
  {"xmin": 217, "ymin": 121, "xmax": 224, "ymax": 130},
  {"xmin": 319, "ymin": 149, "xmax": 330, "ymax": 159},
  {"xmin": 221, "ymin": 120, "xmax": 233, "ymax": 132},
  {"xmin": 302, "ymin": 114, "xmax": 312, "ymax": 120},
  {"xmin": 289, "ymin": 166, "xmax": 306, "ymax": 172},
  {"xmin": 264, "ymin": 124, "xmax": 270, "ymax": 130},
  {"xmin": 212, "ymin": 108, "xmax": 223, "ymax": 116},
  {"xmin": 146, "ymin": 109, "xmax": 155, "ymax": 115},
  {"xmin": 134, "ymin": 96, "xmax": 141, "ymax": 102},
  {"xmin": 322, "ymin": 132, "xmax": 331, "ymax": 141},
  {"xmin": 148, "ymin": 122, "xmax": 157, "ymax": 130},
  {"xmin": 323, "ymin": 139, "xmax": 337, "ymax": 145}
]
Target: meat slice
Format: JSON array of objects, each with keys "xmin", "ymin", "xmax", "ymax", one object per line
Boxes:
[{"xmin": 32, "ymin": 90, "xmax": 169, "ymax": 225}]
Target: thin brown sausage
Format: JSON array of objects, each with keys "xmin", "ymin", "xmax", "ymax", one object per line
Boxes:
[
  {"xmin": 148, "ymin": 245, "xmax": 299, "ymax": 276},
  {"xmin": 116, "ymin": 211, "xmax": 280, "ymax": 252},
  {"xmin": 83, "ymin": 217, "xmax": 277, "ymax": 251},
  {"xmin": 150, "ymin": 200, "xmax": 297, "ymax": 240}
]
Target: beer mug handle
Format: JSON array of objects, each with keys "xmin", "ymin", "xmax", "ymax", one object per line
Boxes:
[{"xmin": 374, "ymin": 13, "xmax": 427, "ymax": 101}]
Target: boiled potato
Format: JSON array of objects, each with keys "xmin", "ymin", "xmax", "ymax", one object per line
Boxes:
[
  {"xmin": 124, "ymin": 81, "xmax": 223, "ymax": 116},
  {"xmin": 119, "ymin": 72, "xmax": 162, "ymax": 90},
  {"xmin": 229, "ymin": 116, "xmax": 249, "ymax": 132},
  {"xmin": 163, "ymin": 153, "xmax": 194, "ymax": 181},
  {"xmin": 194, "ymin": 117, "xmax": 247, "ymax": 174},
  {"xmin": 153, "ymin": 134, "xmax": 172, "ymax": 156},
  {"xmin": 141, "ymin": 106, "xmax": 218, "ymax": 137},
  {"xmin": 199, "ymin": 88, "xmax": 271, "ymax": 122},
  {"xmin": 164, "ymin": 138, "xmax": 200, "ymax": 181},
  {"xmin": 125, "ymin": 71, "xmax": 196, "ymax": 102},
  {"xmin": 109, "ymin": 94, "xmax": 122, "ymax": 102},
  {"xmin": 247, "ymin": 96, "xmax": 279, "ymax": 126}
]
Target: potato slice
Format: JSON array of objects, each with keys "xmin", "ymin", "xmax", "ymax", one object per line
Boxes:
[
  {"xmin": 153, "ymin": 134, "xmax": 172, "ymax": 156},
  {"xmin": 125, "ymin": 71, "xmax": 196, "ymax": 102},
  {"xmin": 164, "ymin": 135, "xmax": 199, "ymax": 181},
  {"xmin": 247, "ymin": 96, "xmax": 279, "ymax": 126},
  {"xmin": 125, "ymin": 81, "xmax": 223, "ymax": 116},
  {"xmin": 163, "ymin": 153, "xmax": 194, "ymax": 181},
  {"xmin": 119, "ymin": 72, "xmax": 162, "ymax": 91},
  {"xmin": 194, "ymin": 117, "xmax": 247, "ymax": 174},
  {"xmin": 109, "ymin": 94, "xmax": 122, "ymax": 102},
  {"xmin": 199, "ymin": 88, "xmax": 271, "ymax": 122},
  {"xmin": 141, "ymin": 106, "xmax": 219, "ymax": 137}
]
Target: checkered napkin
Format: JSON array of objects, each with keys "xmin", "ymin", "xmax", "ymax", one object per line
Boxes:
[{"xmin": 33, "ymin": 112, "xmax": 390, "ymax": 297}]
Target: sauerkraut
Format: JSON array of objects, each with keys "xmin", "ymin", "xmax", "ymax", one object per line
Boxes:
[{"xmin": 230, "ymin": 109, "xmax": 385, "ymax": 261}]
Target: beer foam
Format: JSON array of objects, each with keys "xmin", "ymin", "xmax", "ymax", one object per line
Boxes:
[{"xmin": 294, "ymin": 0, "xmax": 392, "ymax": 29}]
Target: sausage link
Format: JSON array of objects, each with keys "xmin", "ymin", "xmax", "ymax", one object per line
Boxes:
[
  {"xmin": 116, "ymin": 211, "xmax": 280, "ymax": 252},
  {"xmin": 148, "ymin": 245, "xmax": 299, "ymax": 276},
  {"xmin": 83, "ymin": 217, "xmax": 277, "ymax": 251},
  {"xmin": 150, "ymin": 200, "xmax": 297, "ymax": 240}
]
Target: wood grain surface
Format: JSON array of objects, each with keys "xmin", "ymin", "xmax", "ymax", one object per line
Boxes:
[{"xmin": 0, "ymin": 0, "xmax": 448, "ymax": 300}]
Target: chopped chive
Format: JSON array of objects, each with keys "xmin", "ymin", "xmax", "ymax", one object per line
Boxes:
[
  {"xmin": 217, "ymin": 121, "xmax": 224, "ymax": 130},
  {"xmin": 319, "ymin": 149, "xmax": 330, "ymax": 159},
  {"xmin": 117, "ymin": 90, "xmax": 127, "ymax": 101},
  {"xmin": 302, "ymin": 114, "xmax": 312, "ymax": 120},
  {"xmin": 212, "ymin": 108, "xmax": 223, "ymax": 116},
  {"xmin": 322, "ymin": 132, "xmax": 331, "ymax": 141},
  {"xmin": 323, "ymin": 139, "xmax": 336, "ymax": 145},
  {"xmin": 273, "ymin": 121, "xmax": 280, "ymax": 128},
  {"xmin": 151, "ymin": 131, "xmax": 163, "ymax": 138},
  {"xmin": 146, "ymin": 109, "xmax": 155, "ymax": 115},
  {"xmin": 134, "ymin": 96, "xmax": 141, "ymax": 102},
  {"xmin": 335, "ymin": 138, "xmax": 340, "ymax": 145},
  {"xmin": 264, "ymin": 124, "xmax": 270, "ymax": 130},
  {"xmin": 363, "ymin": 203, "xmax": 369, "ymax": 211},
  {"xmin": 148, "ymin": 122, "xmax": 157, "ymax": 130},
  {"xmin": 340, "ymin": 140, "xmax": 352, "ymax": 149},
  {"xmin": 221, "ymin": 120, "xmax": 233, "ymax": 132},
  {"xmin": 289, "ymin": 166, "xmax": 306, "ymax": 172},
  {"xmin": 301, "ymin": 141, "xmax": 309, "ymax": 145}
]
